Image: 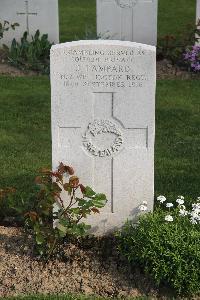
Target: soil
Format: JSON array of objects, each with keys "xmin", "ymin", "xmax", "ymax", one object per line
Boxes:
[
  {"xmin": 0, "ymin": 61, "xmax": 38, "ymax": 77},
  {"xmin": 156, "ymin": 59, "xmax": 200, "ymax": 80},
  {"xmin": 0, "ymin": 226, "xmax": 175, "ymax": 299},
  {"xmin": 0, "ymin": 59, "xmax": 200, "ymax": 79}
]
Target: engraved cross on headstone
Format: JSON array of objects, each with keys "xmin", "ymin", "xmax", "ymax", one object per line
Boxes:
[
  {"xmin": 59, "ymin": 92, "xmax": 148, "ymax": 214},
  {"xmin": 16, "ymin": 0, "xmax": 38, "ymax": 34},
  {"xmin": 115, "ymin": 0, "xmax": 154, "ymax": 40}
]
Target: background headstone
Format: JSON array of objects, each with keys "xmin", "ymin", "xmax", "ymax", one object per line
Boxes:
[
  {"xmin": 51, "ymin": 40, "xmax": 156, "ymax": 235},
  {"xmin": 96, "ymin": 0, "xmax": 158, "ymax": 46},
  {"xmin": 0, "ymin": 0, "xmax": 59, "ymax": 46}
]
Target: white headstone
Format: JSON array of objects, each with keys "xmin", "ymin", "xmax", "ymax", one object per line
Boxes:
[
  {"xmin": 0, "ymin": 0, "xmax": 59, "ymax": 46},
  {"xmin": 96, "ymin": 0, "xmax": 158, "ymax": 46},
  {"xmin": 51, "ymin": 40, "xmax": 156, "ymax": 235}
]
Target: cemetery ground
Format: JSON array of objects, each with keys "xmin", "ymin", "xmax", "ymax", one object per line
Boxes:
[{"xmin": 0, "ymin": 77, "xmax": 199, "ymax": 299}]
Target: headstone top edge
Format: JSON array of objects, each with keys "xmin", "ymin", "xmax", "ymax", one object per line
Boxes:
[{"xmin": 51, "ymin": 40, "xmax": 156, "ymax": 52}]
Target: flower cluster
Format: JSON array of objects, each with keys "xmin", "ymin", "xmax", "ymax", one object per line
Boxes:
[
  {"xmin": 157, "ymin": 195, "xmax": 200, "ymax": 224},
  {"xmin": 138, "ymin": 200, "xmax": 148, "ymax": 212},
  {"xmin": 190, "ymin": 202, "xmax": 200, "ymax": 224},
  {"xmin": 183, "ymin": 45, "xmax": 200, "ymax": 72}
]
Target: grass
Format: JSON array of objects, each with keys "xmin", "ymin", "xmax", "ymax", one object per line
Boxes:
[
  {"xmin": 58, "ymin": 0, "xmax": 196, "ymax": 42},
  {"xmin": 0, "ymin": 76, "xmax": 51, "ymax": 195},
  {"xmin": 158, "ymin": 0, "xmax": 196, "ymax": 37},
  {"xmin": 0, "ymin": 77, "xmax": 199, "ymax": 211},
  {"xmin": 59, "ymin": 0, "xmax": 96, "ymax": 43},
  {"xmin": 155, "ymin": 80, "xmax": 200, "ymax": 200}
]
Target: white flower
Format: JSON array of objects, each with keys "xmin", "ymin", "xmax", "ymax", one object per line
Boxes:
[
  {"xmin": 157, "ymin": 195, "xmax": 166, "ymax": 203},
  {"xmin": 178, "ymin": 195, "xmax": 184, "ymax": 200},
  {"xmin": 179, "ymin": 205, "xmax": 186, "ymax": 210},
  {"xmin": 179, "ymin": 209, "xmax": 188, "ymax": 216},
  {"xmin": 197, "ymin": 197, "xmax": 200, "ymax": 202},
  {"xmin": 192, "ymin": 203, "xmax": 200, "ymax": 211},
  {"xmin": 142, "ymin": 200, "xmax": 148, "ymax": 206},
  {"xmin": 138, "ymin": 204, "xmax": 147, "ymax": 212},
  {"xmin": 165, "ymin": 215, "xmax": 173, "ymax": 222},
  {"xmin": 166, "ymin": 203, "xmax": 173, "ymax": 208},
  {"xmin": 176, "ymin": 198, "xmax": 184, "ymax": 205},
  {"xmin": 190, "ymin": 217, "xmax": 198, "ymax": 225}
]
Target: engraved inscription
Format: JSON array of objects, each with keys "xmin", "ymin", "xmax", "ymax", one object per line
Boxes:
[
  {"xmin": 83, "ymin": 120, "xmax": 123, "ymax": 157},
  {"xmin": 115, "ymin": 0, "xmax": 137, "ymax": 8},
  {"xmin": 51, "ymin": 46, "xmax": 150, "ymax": 89}
]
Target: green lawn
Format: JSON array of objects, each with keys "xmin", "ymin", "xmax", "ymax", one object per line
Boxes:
[
  {"xmin": 59, "ymin": 0, "xmax": 196, "ymax": 42},
  {"xmin": 0, "ymin": 77, "xmax": 51, "ymax": 196},
  {"xmin": 0, "ymin": 78, "xmax": 199, "ymax": 213},
  {"xmin": 59, "ymin": 0, "xmax": 96, "ymax": 42},
  {"xmin": 155, "ymin": 80, "xmax": 200, "ymax": 200}
]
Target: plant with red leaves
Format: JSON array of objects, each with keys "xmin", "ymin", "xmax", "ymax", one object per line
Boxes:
[{"xmin": 25, "ymin": 162, "xmax": 107, "ymax": 259}]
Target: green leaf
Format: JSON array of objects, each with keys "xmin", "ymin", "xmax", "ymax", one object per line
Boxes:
[
  {"xmin": 94, "ymin": 193, "xmax": 107, "ymax": 201},
  {"xmin": 56, "ymin": 223, "xmax": 67, "ymax": 234},
  {"xmin": 84, "ymin": 186, "xmax": 96, "ymax": 197},
  {"xmin": 36, "ymin": 233, "xmax": 45, "ymax": 245}
]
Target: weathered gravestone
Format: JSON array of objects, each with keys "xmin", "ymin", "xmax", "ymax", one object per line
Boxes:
[
  {"xmin": 51, "ymin": 40, "xmax": 156, "ymax": 235},
  {"xmin": 0, "ymin": 0, "xmax": 59, "ymax": 46},
  {"xmin": 96, "ymin": 0, "xmax": 158, "ymax": 46}
]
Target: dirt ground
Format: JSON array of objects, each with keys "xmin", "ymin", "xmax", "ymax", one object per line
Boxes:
[
  {"xmin": 0, "ymin": 62, "xmax": 38, "ymax": 77},
  {"xmin": 0, "ymin": 226, "xmax": 176, "ymax": 299}
]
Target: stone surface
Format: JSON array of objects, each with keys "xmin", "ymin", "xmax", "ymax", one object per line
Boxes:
[
  {"xmin": 197, "ymin": 0, "xmax": 200, "ymax": 23},
  {"xmin": 51, "ymin": 40, "xmax": 156, "ymax": 235},
  {"xmin": 0, "ymin": 0, "xmax": 59, "ymax": 46},
  {"xmin": 96, "ymin": 0, "xmax": 158, "ymax": 46}
]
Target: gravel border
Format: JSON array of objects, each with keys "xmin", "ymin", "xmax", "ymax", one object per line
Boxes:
[{"xmin": 0, "ymin": 226, "xmax": 173, "ymax": 299}]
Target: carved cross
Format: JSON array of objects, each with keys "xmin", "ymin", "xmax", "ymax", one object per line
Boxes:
[
  {"xmin": 16, "ymin": 0, "xmax": 37, "ymax": 34},
  {"xmin": 59, "ymin": 92, "xmax": 148, "ymax": 213}
]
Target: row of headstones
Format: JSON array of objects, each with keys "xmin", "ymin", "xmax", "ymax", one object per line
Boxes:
[{"xmin": 1, "ymin": 0, "xmax": 200, "ymax": 46}]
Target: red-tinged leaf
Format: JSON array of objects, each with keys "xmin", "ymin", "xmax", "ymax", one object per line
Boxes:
[
  {"xmin": 35, "ymin": 176, "xmax": 42, "ymax": 184},
  {"xmin": 51, "ymin": 172, "xmax": 62, "ymax": 181},
  {"xmin": 65, "ymin": 166, "xmax": 74, "ymax": 175},
  {"xmin": 57, "ymin": 162, "xmax": 65, "ymax": 174},
  {"xmin": 69, "ymin": 176, "xmax": 79, "ymax": 188},
  {"xmin": 24, "ymin": 211, "xmax": 38, "ymax": 222},
  {"xmin": 91, "ymin": 208, "xmax": 100, "ymax": 214},
  {"xmin": 79, "ymin": 184, "xmax": 86, "ymax": 194},
  {"xmin": 58, "ymin": 162, "xmax": 74, "ymax": 176}
]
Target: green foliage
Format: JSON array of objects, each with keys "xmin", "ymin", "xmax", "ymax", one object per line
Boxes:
[
  {"xmin": 8, "ymin": 30, "xmax": 52, "ymax": 74},
  {"xmin": 117, "ymin": 199, "xmax": 200, "ymax": 295},
  {"xmin": 0, "ymin": 20, "xmax": 19, "ymax": 40},
  {"xmin": 22, "ymin": 162, "xmax": 107, "ymax": 258},
  {"xmin": 157, "ymin": 23, "xmax": 200, "ymax": 66}
]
